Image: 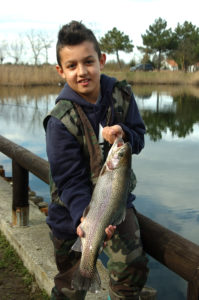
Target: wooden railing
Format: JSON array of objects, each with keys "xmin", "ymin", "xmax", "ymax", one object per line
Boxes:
[
  {"xmin": 0, "ymin": 134, "xmax": 199, "ymax": 300},
  {"xmin": 0, "ymin": 135, "xmax": 49, "ymax": 226}
]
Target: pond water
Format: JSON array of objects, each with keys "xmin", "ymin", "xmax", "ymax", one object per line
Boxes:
[{"xmin": 0, "ymin": 84, "xmax": 199, "ymax": 300}]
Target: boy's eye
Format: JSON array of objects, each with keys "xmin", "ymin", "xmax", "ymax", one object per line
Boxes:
[
  {"xmin": 86, "ymin": 60, "xmax": 93, "ymax": 65},
  {"xmin": 67, "ymin": 63, "xmax": 76, "ymax": 69}
]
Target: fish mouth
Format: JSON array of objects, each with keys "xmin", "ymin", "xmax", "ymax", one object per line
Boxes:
[
  {"xmin": 112, "ymin": 137, "xmax": 125, "ymax": 150},
  {"xmin": 115, "ymin": 137, "xmax": 124, "ymax": 148},
  {"xmin": 108, "ymin": 137, "xmax": 125, "ymax": 154},
  {"xmin": 105, "ymin": 138, "xmax": 126, "ymax": 170}
]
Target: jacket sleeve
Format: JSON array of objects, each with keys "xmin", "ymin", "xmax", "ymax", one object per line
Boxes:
[
  {"xmin": 118, "ymin": 92, "xmax": 146, "ymax": 154},
  {"xmin": 46, "ymin": 116, "xmax": 92, "ymax": 229}
]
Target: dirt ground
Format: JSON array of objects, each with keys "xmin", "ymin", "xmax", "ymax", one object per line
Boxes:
[{"xmin": 0, "ymin": 232, "xmax": 49, "ymax": 300}]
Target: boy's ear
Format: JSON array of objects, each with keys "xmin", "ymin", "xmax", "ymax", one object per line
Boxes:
[
  {"xmin": 56, "ymin": 65, "xmax": 66, "ymax": 79},
  {"xmin": 100, "ymin": 53, "xmax": 106, "ymax": 70}
]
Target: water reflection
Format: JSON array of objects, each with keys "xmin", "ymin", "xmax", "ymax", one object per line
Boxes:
[
  {"xmin": 0, "ymin": 86, "xmax": 61, "ymax": 134},
  {"xmin": 0, "ymin": 86, "xmax": 61, "ymax": 99},
  {"xmin": 136, "ymin": 91, "xmax": 199, "ymax": 141},
  {"xmin": 132, "ymin": 86, "xmax": 199, "ymax": 299},
  {"xmin": 0, "ymin": 86, "xmax": 60, "ymax": 200},
  {"xmin": 0, "ymin": 85, "xmax": 199, "ymax": 300},
  {"xmin": 0, "ymin": 86, "xmax": 60, "ymax": 151}
]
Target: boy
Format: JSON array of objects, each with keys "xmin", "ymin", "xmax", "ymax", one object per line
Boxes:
[{"xmin": 44, "ymin": 21, "xmax": 148, "ymax": 300}]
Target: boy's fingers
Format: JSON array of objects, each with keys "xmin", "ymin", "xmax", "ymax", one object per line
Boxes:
[
  {"xmin": 77, "ymin": 223, "xmax": 116, "ymax": 248},
  {"xmin": 102, "ymin": 125, "xmax": 124, "ymax": 144},
  {"xmin": 105, "ymin": 225, "xmax": 116, "ymax": 241},
  {"xmin": 77, "ymin": 225, "xmax": 84, "ymax": 237}
]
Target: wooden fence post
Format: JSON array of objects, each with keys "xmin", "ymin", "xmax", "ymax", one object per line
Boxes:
[{"xmin": 12, "ymin": 160, "xmax": 29, "ymax": 226}]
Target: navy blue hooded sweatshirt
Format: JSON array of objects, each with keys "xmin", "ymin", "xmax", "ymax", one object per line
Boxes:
[{"xmin": 45, "ymin": 74, "xmax": 145, "ymax": 240}]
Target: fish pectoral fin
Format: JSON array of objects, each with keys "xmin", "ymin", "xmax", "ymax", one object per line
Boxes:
[
  {"xmin": 71, "ymin": 266, "xmax": 101, "ymax": 293},
  {"xmin": 71, "ymin": 237, "xmax": 82, "ymax": 252}
]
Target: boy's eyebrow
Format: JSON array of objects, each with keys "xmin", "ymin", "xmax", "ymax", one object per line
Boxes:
[
  {"xmin": 64, "ymin": 55, "xmax": 95, "ymax": 65},
  {"xmin": 84, "ymin": 55, "xmax": 95, "ymax": 59}
]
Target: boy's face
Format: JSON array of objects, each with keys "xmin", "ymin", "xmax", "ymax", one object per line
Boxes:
[{"xmin": 56, "ymin": 41, "xmax": 106, "ymax": 104}]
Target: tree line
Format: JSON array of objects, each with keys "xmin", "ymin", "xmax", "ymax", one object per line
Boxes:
[
  {"xmin": 0, "ymin": 30, "xmax": 53, "ymax": 65},
  {"xmin": 100, "ymin": 18, "xmax": 199, "ymax": 71},
  {"xmin": 1, "ymin": 18, "xmax": 199, "ymax": 71}
]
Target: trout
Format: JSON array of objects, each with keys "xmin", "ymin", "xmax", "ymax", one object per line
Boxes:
[{"xmin": 71, "ymin": 137, "xmax": 132, "ymax": 293}]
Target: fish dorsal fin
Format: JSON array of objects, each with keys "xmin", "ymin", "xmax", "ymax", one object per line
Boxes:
[
  {"xmin": 112, "ymin": 209, "xmax": 126, "ymax": 226},
  {"xmin": 83, "ymin": 205, "xmax": 90, "ymax": 218}
]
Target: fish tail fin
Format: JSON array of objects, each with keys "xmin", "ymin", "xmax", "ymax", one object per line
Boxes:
[{"xmin": 71, "ymin": 266, "xmax": 101, "ymax": 293}]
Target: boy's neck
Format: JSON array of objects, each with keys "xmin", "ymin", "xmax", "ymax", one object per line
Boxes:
[
  {"xmin": 85, "ymin": 98, "xmax": 97, "ymax": 104},
  {"xmin": 81, "ymin": 91, "xmax": 101, "ymax": 105}
]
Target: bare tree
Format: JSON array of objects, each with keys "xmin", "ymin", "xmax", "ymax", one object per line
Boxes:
[
  {"xmin": 39, "ymin": 31, "xmax": 53, "ymax": 64},
  {"xmin": 0, "ymin": 40, "xmax": 8, "ymax": 64},
  {"xmin": 26, "ymin": 30, "xmax": 44, "ymax": 65},
  {"xmin": 8, "ymin": 37, "xmax": 24, "ymax": 64}
]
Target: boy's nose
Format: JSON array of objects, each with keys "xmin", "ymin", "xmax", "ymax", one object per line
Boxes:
[
  {"xmin": 77, "ymin": 64, "xmax": 87, "ymax": 76},
  {"xmin": 78, "ymin": 64, "xmax": 87, "ymax": 76}
]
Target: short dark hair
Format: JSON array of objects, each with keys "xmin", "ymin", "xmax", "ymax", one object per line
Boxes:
[{"xmin": 56, "ymin": 21, "xmax": 101, "ymax": 67}]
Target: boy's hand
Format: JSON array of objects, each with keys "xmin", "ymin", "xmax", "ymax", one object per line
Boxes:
[
  {"xmin": 104, "ymin": 225, "xmax": 116, "ymax": 246},
  {"xmin": 76, "ymin": 217, "xmax": 84, "ymax": 237},
  {"xmin": 102, "ymin": 125, "xmax": 125, "ymax": 144},
  {"xmin": 76, "ymin": 218, "xmax": 116, "ymax": 246}
]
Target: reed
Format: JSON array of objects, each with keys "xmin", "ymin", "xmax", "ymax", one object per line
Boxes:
[
  {"xmin": 0, "ymin": 64, "xmax": 64, "ymax": 87},
  {"xmin": 1, "ymin": 64, "xmax": 199, "ymax": 87},
  {"xmin": 104, "ymin": 69, "xmax": 199, "ymax": 86}
]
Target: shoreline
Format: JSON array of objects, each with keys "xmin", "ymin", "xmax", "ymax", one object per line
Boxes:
[{"xmin": 1, "ymin": 64, "xmax": 199, "ymax": 87}]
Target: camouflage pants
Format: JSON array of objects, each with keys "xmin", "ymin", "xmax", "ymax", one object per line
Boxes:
[{"xmin": 50, "ymin": 208, "xmax": 148, "ymax": 300}]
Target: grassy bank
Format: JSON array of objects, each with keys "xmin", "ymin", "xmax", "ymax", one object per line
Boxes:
[{"xmin": 1, "ymin": 64, "xmax": 199, "ymax": 87}]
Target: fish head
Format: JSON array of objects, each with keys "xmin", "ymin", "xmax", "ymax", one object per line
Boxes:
[{"xmin": 106, "ymin": 137, "xmax": 132, "ymax": 171}]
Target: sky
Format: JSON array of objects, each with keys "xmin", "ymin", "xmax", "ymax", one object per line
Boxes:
[{"xmin": 1, "ymin": 0, "xmax": 199, "ymax": 64}]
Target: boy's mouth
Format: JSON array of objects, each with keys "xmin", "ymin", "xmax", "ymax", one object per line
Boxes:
[{"xmin": 78, "ymin": 78, "xmax": 90, "ymax": 86}]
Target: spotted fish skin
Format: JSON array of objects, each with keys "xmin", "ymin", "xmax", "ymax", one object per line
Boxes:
[{"xmin": 71, "ymin": 137, "xmax": 132, "ymax": 293}]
